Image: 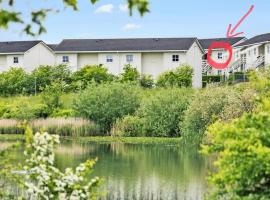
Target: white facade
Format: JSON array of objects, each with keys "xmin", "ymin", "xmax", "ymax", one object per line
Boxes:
[
  {"xmin": 0, "ymin": 42, "xmax": 55, "ymax": 72},
  {"xmin": 56, "ymin": 40, "xmax": 204, "ymax": 88}
]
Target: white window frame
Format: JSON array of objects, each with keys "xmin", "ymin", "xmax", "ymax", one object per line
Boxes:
[
  {"xmin": 217, "ymin": 52, "xmax": 223, "ymax": 60},
  {"xmin": 13, "ymin": 57, "xmax": 19, "ymax": 64},
  {"xmin": 62, "ymin": 56, "xmax": 69, "ymax": 63},
  {"xmin": 126, "ymin": 55, "xmax": 133, "ymax": 63},
  {"xmin": 172, "ymin": 55, "xmax": 179, "ymax": 62},
  {"xmin": 106, "ymin": 55, "xmax": 113, "ymax": 63},
  {"xmin": 268, "ymin": 45, "xmax": 270, "ymax": 54}
]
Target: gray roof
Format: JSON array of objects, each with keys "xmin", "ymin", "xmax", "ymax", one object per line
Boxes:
[
  {"xmin": 236, "ymin": 33, "xmax": 270, "ymax": 47},
  {"xmin": 199, "ymin": 37, "xmax": 245, "ymax": 49},
  {"xmin": 47, "ymin": 44, "xmax": 58, "ymax": 51},
  {"xmin": 55, "ymin": 38, "xmax": 197, "ymax": 52},
  {"xmin": 0, "ymin": 40, "xmax": 42, "ymax": 53}
]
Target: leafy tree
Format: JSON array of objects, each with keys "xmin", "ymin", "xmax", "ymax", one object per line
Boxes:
[
  {"xmin": 0, "ymin": 0, "xmax": 150, "ymax": 35},
  {"xmin": 120, "ymin": 64, "xmax": 140, "ymax": 83},
  {"xmin": 73, "ymin": 82, "xmax": 141, "ymax": 133},
  {"xmin": 72, "ymin": 65, "xmax": 112, "ymax": 89}
]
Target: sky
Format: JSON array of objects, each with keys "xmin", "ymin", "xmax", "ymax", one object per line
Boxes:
[{"xmin": 0, "ymin": 0, "xmax": 269, "ymax": 44}]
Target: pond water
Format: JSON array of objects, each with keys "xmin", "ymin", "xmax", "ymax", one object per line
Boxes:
[{"xmin": 1, "ymin": 140, "xmax": 210, "ymax": 200}]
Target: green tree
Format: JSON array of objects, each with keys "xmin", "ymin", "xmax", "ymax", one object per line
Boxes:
[
  {"xmin": 0, "ymin": 0, "xmax": 150, "ymax": 36},
  {"xmin": 73, "ymin": 82, "xmax": 141, "ymax": 133},
  {"xmin": 120, "ymin": 64, "xmax": 140, "ymax": 83}
]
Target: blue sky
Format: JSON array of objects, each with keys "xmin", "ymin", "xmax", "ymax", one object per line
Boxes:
[{"xmin": 0, "ymin": 0, "xmax": 269, "ymax": 43}]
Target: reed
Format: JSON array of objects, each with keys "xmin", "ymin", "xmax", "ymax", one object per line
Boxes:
[{"xmin": 0, "ymin": 118, "xmax": 101, "ymax": 137}]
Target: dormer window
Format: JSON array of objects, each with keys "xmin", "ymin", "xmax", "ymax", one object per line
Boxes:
[{"xmin": 13, "ymin": 57, "xmax": 19, "ymax": 64}]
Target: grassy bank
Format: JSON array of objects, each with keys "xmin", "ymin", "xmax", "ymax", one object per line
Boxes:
[{"xmin": 0, "ymin": 134, "xmax": 181, "ymax": 145}]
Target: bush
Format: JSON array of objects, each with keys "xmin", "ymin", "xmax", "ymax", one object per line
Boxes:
[
  {"xmin": 73, "ymin": 82, "xmax": 141, "ymax": 133},
  {"xmin": 157, "ymin": 65, "xmax": 193, "ymax": 88},
  {"xmin": 41, "ymin": 82, "xmax": 63, "ymax": 114},
  {"xmin": 50, "ymin": 108, "xmax": 75, "ymax": 118},
  {"xmin": 0, "ymin": 101, "xmax": 49, "ymax": 120},
  {"xmin": 202, "ymin": 75, "xmax": 221, "ymax": 83},
  {"xmin": 203, "ymin": 101, "xmax": 270, "ymax": 199},
  {"xmin": 140, "ymin": 74, "xmax": 154, "ymax": 88},
  {"xmin": 0, "ymin": 68, "xmax": 31, "ymax": 96},
  {"xmin": 112, "ymin": 115, "xmax": 145, "ymax": 137},
  {"xmin": 120, "ymin": 64, "xmax": 140, "ymax": 83},
  {"xmin": 31, "ymin": 65, "xmax": 72, "ymax": 93},
  {"xmin": 181, "ymin": 86, "xmax": 254, "ymax": 147},
  {"xmin": 139, "ymin": 88, "xmax": 193, "ymax": 137},
  {"xmin": 72, "ymin": 65, "xmax": 113, "ymax": 89}
]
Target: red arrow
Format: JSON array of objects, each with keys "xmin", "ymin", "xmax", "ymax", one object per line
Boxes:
[{"xmin": 226, "ymin": 5, "xmax": 254, "ymax": 38}]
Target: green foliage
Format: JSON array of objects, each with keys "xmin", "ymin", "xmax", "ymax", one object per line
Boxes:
[
  {"xmin": 203, "ymin": 103, "xmax": 270, "ymax": 200},
  {"xmin": 0, "ymin": 68, "xmax": 30, "ymax": 96},
  {"xmin": 0, "ymin": 101, "xmax": 49, "ymax": 120},
  {"xmin": 181, "ymin": 86, "xmax": 254, "ymax": 147},
  {"xmin": 140, "ymin": 74, "xmax": 154, "ymax": 88},
  {"xmin": 73, "ymin": 82, "xmax": 141, "ymax": 133},
  {"xmin": 41, "ymin": 82, "xmax": 63, "ymax": 114},
  {"xmin": 202, "ymin": 75, "xmax": 221, "ymax": 84},
  {"xmin": 112, "ymin": 115, "xmax": 145, "ymax": 137},
  {"xmin": 120, "ymin": 64, "xmax": 140, "ymax": 83},
  {"xmin": 139, "ymin": 88, "xmax": 193, "ymax": 137},
  {"xmin": 72, "ymin": 65, "xmax": 112, "ymax": 89},
  {"xmin": 157, "ymin": 65, "xmax": 193, "ymax": 88}
]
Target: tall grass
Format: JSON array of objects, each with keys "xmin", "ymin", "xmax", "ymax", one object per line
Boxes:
[{"xmin": 0, "ymin": 118, "xmax": 101, "ymax": 137}]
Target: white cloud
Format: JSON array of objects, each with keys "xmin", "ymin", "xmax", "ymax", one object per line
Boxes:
[
  {"xmin": 123, "ymin": 23, "xmax": 142, "ymax": 31},
  {"xmin": 119, "ymin": 4, "xmax": 128, "ymax": 12},
  {"xmin": 95, "ymin": 4, "xmax": 114, "ymax": 13}
]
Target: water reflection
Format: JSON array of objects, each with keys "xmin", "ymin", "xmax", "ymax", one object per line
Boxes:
[{"xmin": 55, "ymin": 141, "xmax": 209, "ymax": 200}]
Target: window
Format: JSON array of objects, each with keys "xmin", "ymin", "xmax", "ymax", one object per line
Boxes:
[
  {"xmin": 13, "ymin": 57, "xmax": 19, "ymax": 64},
  {"xmin": 126, "ymin": 55, "xmax": 133, "ymax": 62},
  {"xmin": 172, "ymin": 55, "xmax": 179, "ymax": 62},
  {"xmin": 106, "ymin": 55, "xmax": 113, "ymax": 63},
  {"xmin": 254, "ymin": 48, "xmax": 257, "ymax": 55},
  {"xmin": 62, "ymin": 56, "xmax": 69, "ymax": 63},
  {"xmin": 218, "ymin": 70, "xmax": 222, "ymax": 75},
  {"xmin": 268, "ymin": 46, "xmax": 270, "ymax": 54},
  {"xmin": 217, "ymin": 52, "xmax": 223, "ymax": 60}
]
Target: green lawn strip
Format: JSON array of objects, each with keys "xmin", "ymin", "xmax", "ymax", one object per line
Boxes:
[
  {"xmin": 63, "ymin": 136, "xmax": 181, "ymax": 145},
  {"xmin": 0, "ymin": 134, "xmax": 181, "ymax": 145}
]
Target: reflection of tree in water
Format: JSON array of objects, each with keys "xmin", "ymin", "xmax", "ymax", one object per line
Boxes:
[{"xmin": 55, "ymin": 141, "xmax": 210, "ymax": 200}]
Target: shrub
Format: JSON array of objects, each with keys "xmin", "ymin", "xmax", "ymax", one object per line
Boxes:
[
  {"xmin": 139, "ymin": 88, "xmax": 193, "ymax": 137},
  {"xmin": 202, "ymin": 75, "xmax": 221, "ymax": 83},
  {"xmin": 112, "ymin": 115, "xmax": 145, "ymax": 137},
  {"xmin": 203, "ymin": 100, "xmax": 270, "ymax": 199},
  {"xmin": 140, "ymin": 74, "xmax": 154, "ymax": 88},
  {"xmin": 31, "ymin": 65, "xmax": 72, "ymax": 93},
  {"xmin": 72, "ymin": 65, "xmax": 112, "ymax": 89},
  {"xmin": 181, "ymin": 86, "xmax": 254, "ymax": 147},
  {"xmin": 157, "ymin": 65, "xmax": 193, "ymax": 88},
  {"xmin": 50, "ymin": 108, "xmax": 75, "ymax": 118},
  {"xmin": 0, "ymin": 68, "xmax": 30, "ymax": 96},
  {"xmin": 41, "ymin": 82, "xmax": 63, "ymax": 114},
  {"xmin": 120, "ymin": 64, "xmax": 140, "ymax": 83},
  {"xmin": 73, "ymin": 82, "xmax": 141, "ymax": 133}
]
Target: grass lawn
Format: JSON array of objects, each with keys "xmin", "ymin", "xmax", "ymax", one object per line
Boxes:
[
  {"xmin": 0, "ymin": 93, "xmax": 76, "ymax": 109},
  {"xmin": 0, "ymin": 134, "xmax": 181, "ymax": 145}
]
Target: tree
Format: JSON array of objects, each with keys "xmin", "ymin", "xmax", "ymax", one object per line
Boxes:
[{"xmin": 0, "ymin": 0, "xmax": 150, "ymax": 36}]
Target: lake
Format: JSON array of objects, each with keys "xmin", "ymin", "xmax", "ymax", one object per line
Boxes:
[{"xmin": 1, "ymin": 140, "xmax": 210, "ymax": 200}]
